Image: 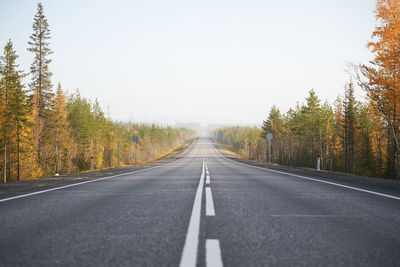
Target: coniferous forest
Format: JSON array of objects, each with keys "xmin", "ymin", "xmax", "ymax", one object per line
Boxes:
[
  {"xmin": 0, "ymin": 3, "xmax": 194, "ymax": 182},
  {"xmin": 214, "ymin": 0, "xmax": 400, "ymax": 179}
]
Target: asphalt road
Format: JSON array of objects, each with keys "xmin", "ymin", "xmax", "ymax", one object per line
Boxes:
[{"xmin": 0, "ymin": 137, "xmax": 399, "ymax": 266}]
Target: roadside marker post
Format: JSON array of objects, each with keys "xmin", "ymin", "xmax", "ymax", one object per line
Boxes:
[{"xmin": 90, "ymin": 156, "xmax": 94, "ymax": 172}]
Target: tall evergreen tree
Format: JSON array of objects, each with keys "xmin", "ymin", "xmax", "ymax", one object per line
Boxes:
[
  {"xmin": 344, "ymin": 80, "xmax": 356, "ymax": 172},
  {"xmin": 357, "ymin": 104, "xmax": 375, "ymax": 176},
  {"xmin": 262, "ymin": 106, "xmax": 283, "ymax": 163},
  {"xmin": 67, "ymin": 90, "xmax": 95, "ymax": 171},
  {"xmin": 0, "ymin": 40, "xmax": 25, "ymax": 181},
  {"xmin": 27, "ymin": 3, "xmax": 53, "ymax": 166},
  {"xmin": 304, "ymin": 89, "xmax": 321, "ymax": 167}
]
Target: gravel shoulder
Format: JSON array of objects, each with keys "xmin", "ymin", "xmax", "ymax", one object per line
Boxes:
[
  {"xmin": 214, "ymin": 142, "xmax": 400, "ymax": 198},
  {"xmin": 0, "ymin": 139, "xmax": 197, "ymax": 199}
]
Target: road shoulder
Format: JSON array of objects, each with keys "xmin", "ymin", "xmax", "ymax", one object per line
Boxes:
[
  {"xmin": 213, "ymin": 142, "xmax": 400, "ymax": 199},
  {"xmin": 0, "ymin": 139, "xmax": 197, "ymax": 200}
]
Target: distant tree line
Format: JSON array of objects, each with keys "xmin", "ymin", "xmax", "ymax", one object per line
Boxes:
[
  {"xmin": 0, "ymin": 3, "xmax": 194, "ymax": 182},
  {"xmin": 214, "ymin": 0, "xmax": 400, "ymax": 179}
]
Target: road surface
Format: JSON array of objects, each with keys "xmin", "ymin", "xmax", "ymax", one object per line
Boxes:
[{"xmin": 0, "ymin": 137, "xmax": 399, "ymax": 266}]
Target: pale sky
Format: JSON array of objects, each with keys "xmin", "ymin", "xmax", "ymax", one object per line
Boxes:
[{"xmin": 1, "ymin": 0, "xmax": 376, "ymax": 125}]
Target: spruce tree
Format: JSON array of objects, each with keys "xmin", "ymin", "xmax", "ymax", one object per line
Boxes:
[
  {"xmin": 304, "ymin": 89, "xmax": 321, "ymax": 167},
  {"xmin": 344, "ymin": 81, "xmax": 356, "ymax": 173},
  {"xmin": 261, "ymin": 106, "xmax": 282, "ymax": 163},
  {"xmin": 27, "ymin": 3, "xmax": 53, "ymax": 166},
  {"xmin": 0, "ymin": 40, "xmax": 26, "ymax": 181}
]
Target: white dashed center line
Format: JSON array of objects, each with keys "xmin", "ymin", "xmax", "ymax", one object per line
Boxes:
[
  {"xmin": 179, "ymin": 158, "xmax": 205, "ymax": 267},
  {"xmin": 206, "ymin": 239, "xmax": 224, "ymax": 267},
  {"xmin": 206, "ymin": 174, "xmax": 210, "ymax": 184},
  {"xmin": 206, "ymin": 187, "xmax": 216, "ymax": 216},
  {"xmin": 180, "ymin": 156, "xmax": 223, "ymax": 267}
]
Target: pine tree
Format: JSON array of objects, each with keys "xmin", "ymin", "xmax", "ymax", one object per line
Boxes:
[
  {"xmin": 289, "ymin": 104, "xmax": 305, "ymax": 166},
  {"xmin": 262, "ymin": 106, "xmax": 283, "ymax": 163},
  {"xmin": 27, "ymin": 3, "xmax": 54, "ymax": 168},
  {"xmin": 0, "ymin": 40, "xmax": 26, "ymax": 182},
  {"xmin": 304, "ymin": 89, "xmax": 321, "ymax": 167},
  {"xmin": 344, "ymin": 80, "xmax": 356, "ymax": 173},
  {"xmin": 357, "ymin": 104, "xmax": 375, "ymax": 176},
  {"xmin": 67, "ymin": 90, "xmax": 95, "ymax": 171}
]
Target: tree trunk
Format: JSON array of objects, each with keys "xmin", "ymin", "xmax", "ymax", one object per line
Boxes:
[
  {"xmin": 298, "ymin": 129, "xmax": 301, "ymax": 167},
  {"xmin": 377, "ymin": 134, "xmax": 382, "ymax": 178},
  {"xmin": 393, "ymin": 137, "xmax": 397, "ymax": 179},
  {"xmin": 393, "ymin": 107, "xmax": 397, "ymax": 179},
  {"xmin": 4, "ymin": 144, "xmax": 6, "ymax": 183},
  {"xmin": 345, "ymin": 114, "xmax": 349, "ymax": 173},
  {"xmin": 311, "ymin": 133, "xmax": 314, "ymax": 168},
  {"xmin": 17, "ymin": 127, "xmax": 20, "ymax": 181}
]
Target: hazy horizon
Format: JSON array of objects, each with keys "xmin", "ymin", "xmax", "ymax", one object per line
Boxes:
[{"xmin": 1, "ymin": 0, "xmax": 376, "ymax": 125}]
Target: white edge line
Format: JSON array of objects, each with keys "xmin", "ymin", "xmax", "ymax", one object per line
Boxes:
[
  {"xmin": 205, "ymin": 187, "xmax": 215, "ymax": 216},
  {"xmin": 212, "ymin": 143, "xmax": 400, "ymax": 201},
  {"xmin": 0, "ymin": 142, "xmax": 200, "ymax": 203},
  {"xmin": 206, "ymin": 239, "xmax": 223, "ymax": 267},
  {"xmin": 179, "ymin": 157, "xmax": 205, "ymax": 267}
]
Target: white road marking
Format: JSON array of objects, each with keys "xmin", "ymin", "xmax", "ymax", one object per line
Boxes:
[
  {"xmin": 206, "ymin": 239, "xmax": 224, "ymax": 267},
  {"xmin": 206, "ymin": 175, "xmax": 211, "ymax": 184},
  {"xmin": 213, "ymin": 145, "xmax": 400, "ymax": 201},
  {"xmin": 205, "ymin": 162, "xmax": 210, "ymax": 175},
  {"xmin": 179, "ymin": 158, "xmax": 205, "ymax": 267},
  {"xmin": 206, "ymin": 187, "xmax": 215, "ymax": 216},
  {"xmin": 0, "ymin": 142, "xmax": 200, "ymax": 203}
]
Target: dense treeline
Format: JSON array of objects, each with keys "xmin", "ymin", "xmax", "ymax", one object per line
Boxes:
[
  {"xmin": 214, "ymin": 87, "xmax": 379, "ymax": 176},
  {"xmin": 214, "ymin": 0, "xmax": 400, "ymax": 179},
  {"xmin": 0, "ymin": 3, "xmax": 193, "ymax": 182}
]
